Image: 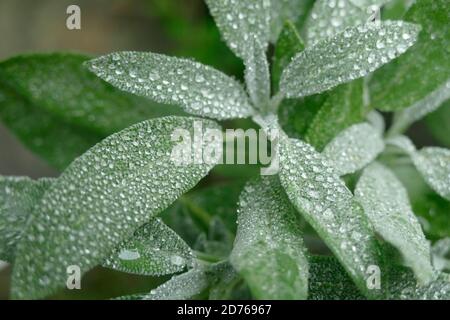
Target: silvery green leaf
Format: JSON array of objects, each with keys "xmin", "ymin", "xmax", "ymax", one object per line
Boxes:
[
  {"xmin": 390, "ymin": 79, "xmax": 450, "ymax": 135},
  {"xmin": 87, "ymin": 52, "xmax": 253, "ymax": 120},
  {"xmin": 11, "ymin": 116, "xmax": 220, "ymax": 299},
  {"xmin": 279, "ymin": 137, "xmax": 382, "ymax": 298},
  {"xmin": 366, "ymin": 110, "xmax": 385, "ymax": 135},
  {"xmin": 142, "ymin": 267, "xmax": 210, "ymax": 300},
  {"xmin": 309, "ymin": 256, "xmax": 365, "ymax": 300},
  {"xmin": 205, "ymin": 0, "xmax": 271, "ymax": 61},
  {"xmin": 355, "ymin": 162, "xmax": 434, "ymax": 284},
  {"xmin": 0, "ymin": 177, "xmax": 52, "ymax": 262},
  {"xmin": 385, "ymin": 135, "xmax": 417, "ymax": 154},
  {"xmin": 270, "ymin": 0, "xmax": 306, "ymax": 43},
  {"xmin": 230, "ymin": 177, "xmax": 309, "ymax": 300},
  {"xmin": 304, "ymin": 0, "xmax": 367, "ymax": 46},
  {"xmin": 322, "ymin": 123, "xmax": 385, "ymax": 176},
  {"xmin": 103, "ymin": 218, "xmax": 194, "ymax": 276},
  {"xmin": 412, "ymin": 147, "xmax": 450, "ymax": 201},
  {"xmin": 244, "ymin": 40, "xmax": 271, "ymax": 110},
  {"xmin": 370, "ymin": 0, "xmax": 450, "ymax": 111},
  {"xmin": 280, "ymin": 21, "xmax": 420, "ymax": 99}
]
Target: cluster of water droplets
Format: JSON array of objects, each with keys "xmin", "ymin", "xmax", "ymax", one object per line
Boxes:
[
  {"xmin": 355, "ymin": 162, "xmax": 435, "ymax": 283},
  {"xmin": 103, "ymin": 218, "xmax": 194, "ymax": 276},
  {"xmin": 305, "ymin": 0, "xmax": 367, "ymax": 46},
  {"xmin": 206, "ymin": 0, "xmax": 271, "ymax": 60},
  {"xmin": 11, "ymin": 117, "xmax": 218, "ymax": 299},
  {"xmin": 322, "ymin": 123, "xmax": 385, "ymax": 176},
  {"xmin": 88, "ymin": 52, "xmax": 253, "ymax": 120},
  {"xmin": 231, "ymin": 176, "xmax": 308, "ymax": 299},
  {"xmin": 279, "ymin": 138, "xmax": 381, "ymax": 291},
  {"xmin": 281, "ymin": 21, "xmax": 420, "ymax": 98}
]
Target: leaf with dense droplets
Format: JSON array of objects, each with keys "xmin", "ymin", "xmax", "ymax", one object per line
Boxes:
[
  {"xmin": 205, "ymin": 0, "xmax": 270, "ymax": 61},
  {"xmin": 279, "ymin": 137, "xmax": 382, "ymax": 298},
  {"xmin": 230, "ymin": 177, "xmax": 309, "ymax": 300},
  {"xmin": 280, "ymin": 21, "xmax": 420, "ymax": 99},
  {"xmin": 142, "ymin": 268, "xmax": 210, "ymax": 300},
  {"xmin": 11, "ymin": 116, "xmax": 221, "ymax": 299},
  {"xmin": 426, "ymin": 99, "xmax": 450, "ymax": 148},
  {"xmin": 390, "ymin": 79, "xmax": 450, "ymax": 135},
  {"xmin": 309, "ymin": 256, "xmax": 365, "ymax": 300},
  {"xmin": 272, "ymin": 21, "xmax": 305, "ymax": 93},
  {"xmin": 322, "ymin": 123, "xmax": 385, "ymax": 176},
  {"xmin": 244, "ymin": 40, "xmax": 271, "ymax": 110},
  {"xmin": 0, "ymin": 54, "xmax": 180, "ymax": 170},
  {"xmin": 87, "ymin": 52, "xmax": 253, "ymax": 120},
  {"xmin": 304, "ymin": 0, "xmax": 368, "ymax": 46},
  {"xmin": 412, "ymin": 148, "xmax": 450, "ymax": 201},
  {"xmin": 0, "ymin": 177, "xmax": 52, "ymax": 262},
  {"xmin": 103, "ymin": 218, "xmax": 193, "ymax": 276},
  {"xmin": 355, "ymin": 162, "xmax": 434, "ymax": 283},
  {"xmin": 370, "ymin": 0, "xmax": 450, "ymax": 111}
]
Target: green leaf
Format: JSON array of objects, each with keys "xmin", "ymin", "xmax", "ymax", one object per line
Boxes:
[
  {"xmin": 304, "ymin": 0, "xmax": 367, "ymax": 46},
  {"xmin": 389, "ymin": 80, "xmax": 450, "ymax": 135},
  {"xmin": 370, "ymin": 0, "xmax": 450, "ymax": 111},
  {"xmin": 279, "ymin": 137, "xmax": 382, "ymax": 298},
  {"xmin": 389, "ymin": 159, "xmax": 450, "ymax": 241},
  {"xmin": 269, "ymin": 0, "xmax": 310, "ymax": 43},
  {"xmin": 87, "ymin": 52, "xmax": 253, "ymax": 120},
  {"xmin": 230, "ymin": 176, "xmax": 309, "ymax": 300},
  {"xmin": 0, "ymin": 177, "xmax": 52, "ymax": 262},
  {"xmin": 322, "ymin": 123, "xmax": 385, "ymax": 176},
  {"xmin": 244, "ymin": 40, "xmax": 271, "ymax": 110},
  {"xmin": 281, "ymin": 21, "xmax": 420, "ymax": 99},
  {"xmin": 272, "ymin": 21, "xmax": 305, "ymax": 93},
  {"xmin": 11, "ymin": 116, "xmax": 220, "ymax": 299},
  {"xmin": 426, "ymin": 99, "xmax": 450, "ymax": 148},
  {"xmin": 208, "ymin": 262, "xmax": 251, "ymax": 300},
  {"xmin": 103, "ymin": 218, "xmax": 193, "ymax": 276},
  {"xmin": 305, "ymin": 80, "xmax": 368, "ymax": 150},
  {"xmin": 412, "ymin": 147, "xmax": 450, "ymax": 201},
  {"xmin": 355, "ymin": 162, "xmax": 434, "ymax": 284},
  {"xmin": 142, "ymin": 267, "xmax": 210, "ymax": 300},
  {"xmin": 0, "ymin": 53, "xmax": 177, "ymax": 170},
  {"xmin": 205, "ymin": 0, "xmax": 270, "ymax": 61},
  {"xmin": 308, "ymin": 256, "xmax": 365, "ymax": 300}
]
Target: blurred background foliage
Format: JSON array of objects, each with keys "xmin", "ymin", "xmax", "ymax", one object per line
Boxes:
[{"xmin": 0, "ymin": 0, "xmax": 448, "ymax": 299}]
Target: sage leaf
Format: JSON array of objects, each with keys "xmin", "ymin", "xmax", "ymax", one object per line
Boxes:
[
  {"xmin": 244, "ymin": 40, "xmax": 271, "ymax": 110},
  {"xmin": 87, "ymin": 52, "xmax": 253, "ymax": 120},
  {"xmin": 269, "ymin": 0, "xmax": 308, "ymax": 43},
  {"xmin": 272, "ymin": 21, "xmax": 305, "ymax": 93},
  {"xmin": 103, "ymin": 218, "xmax": 194, "ymax": 276},
  {"xmin": 280, "ymin": 21, "xmax": 420, "ymax": 99},
  {"xmin": 11, "ymin": 116, "xmax": 220, "ymax": 299},
  {"xmin": 205, "ymin": 0, "xmax": 270, "ymax": 61},
  {"xmin": 230, "ymin": 177, "xmax": 309, "ymax": 300},
  {"xmin": 412, "ymin": 147, "xmax": 450, "ymax": 201},
  {"xmin": 0, "ymin": 54, "xmax": 177, "ymax": 170},
  {"xmin": 142, "ymin": 267, "xmax": 210, "ymax": 300},
  {"xmin": 355, "ymin": 162, "xmax": 434, "ymax": 284},
  {"xmin": 370, "ymin": 0, "xmax": 450, "ymax": 111},
  {"xmin": 304, "ymin": 0, "xmax": 367, "ymax": 46},
  {"xmin": 0, "ymin": 177, "xmax": 52, "ymax": 262},
  {"xmin": 322, "ymin": 123, "xmax": 385, "ymax": 176},
  {"xmin": 279, "ymin": 137, "xmax": 382, "ymax": 298},
  {"xmin": 208, "ymin": 262, "xmax": 250, "ymax": 300}
]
